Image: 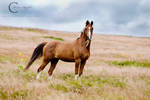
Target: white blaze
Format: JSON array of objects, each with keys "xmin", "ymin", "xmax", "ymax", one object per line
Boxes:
[{"xmin": 88, "ymin": 27, "xmax": 91, "ymax": 39}]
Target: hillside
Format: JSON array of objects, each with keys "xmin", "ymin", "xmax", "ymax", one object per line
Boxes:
[{"xmin": 0, "ymin": 26, "xmax": 150, "ymax": 100}]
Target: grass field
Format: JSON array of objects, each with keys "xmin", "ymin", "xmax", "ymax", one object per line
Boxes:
[{"xmin": 0, "ymin": 26, "xmax": 150, "ymax": 100}]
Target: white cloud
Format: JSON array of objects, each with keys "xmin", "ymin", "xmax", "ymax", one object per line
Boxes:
[
  {"xmin": 28, "ymin": 0, "xmax": 83, "ymax": 9},
  {"xmin": 139, "ymin": 0, "xmax": 150, "ymax": 5},
  {"xmin": 0, "ymin": 0, "xmax": 150, "ymax": 37}
]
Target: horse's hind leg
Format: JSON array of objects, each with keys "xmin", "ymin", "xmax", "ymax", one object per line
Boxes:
[
  {"xmin": 36, "ymin": 58, "xmax": 49, "ymax": 80},
  {"xmin": 48, "ymin": 59, "xmax": 59, "ymax": 79}
]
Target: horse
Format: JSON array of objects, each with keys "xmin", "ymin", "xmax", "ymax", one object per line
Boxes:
[{"xmin": 23, "ymin": 20, "xmax": 94, "ymax": 80}]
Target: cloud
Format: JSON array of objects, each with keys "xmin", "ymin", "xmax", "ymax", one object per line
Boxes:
[
  {"xmin": 0, "ymin": 0, "xmax": 150, "ymax": 37},
  {"xmin": 29, "ymin": 0, "xmax": 82, "ymax": 9}
]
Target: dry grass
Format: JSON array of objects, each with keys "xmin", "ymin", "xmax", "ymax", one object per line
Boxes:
[{"xmin": 0, "ymin": 26, "xmax": 150, "ymax": 100}]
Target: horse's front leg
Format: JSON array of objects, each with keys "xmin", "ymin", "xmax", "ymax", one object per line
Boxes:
[
  {"xmin": 79, "ymin": 60, "xmax": 86, "ymax": 77},
  {"xmin": 74, "ymin": 59, "xmax": 81, "ymax": 80}
]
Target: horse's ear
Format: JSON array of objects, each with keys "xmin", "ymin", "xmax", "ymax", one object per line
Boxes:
[
  {"xmin": 91, "ymin": 21, "xmax": 93, "ymax": 26},
  {"xmin": 86, "ymin": 20, "xmax": 90, "ymax": 26}
]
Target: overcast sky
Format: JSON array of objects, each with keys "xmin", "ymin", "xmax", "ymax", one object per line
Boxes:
[{"xmin": 0, "ymin": 0, "xmax": 150, "ymax": 37}]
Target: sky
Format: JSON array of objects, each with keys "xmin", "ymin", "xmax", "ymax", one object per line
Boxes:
[{"xmin": 0, "ymin": 0, "xmax": 150, "ymax": 37}]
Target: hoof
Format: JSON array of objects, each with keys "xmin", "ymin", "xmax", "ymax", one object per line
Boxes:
[
  {"xmin": 36, "ymin": 72, "xmax": 42, "ymax": 80},
  {"xmin": 48, "ymin": 76, "xmax": 53, "ymax": 80},
  {"xmin": 74, "ymin": 75, "xmax": 79, "ymax": 80}
]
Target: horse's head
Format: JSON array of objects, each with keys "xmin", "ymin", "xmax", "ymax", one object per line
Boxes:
[{"xmin": 82, "ymin": 20, "xmax": 94, "ymax": 40}]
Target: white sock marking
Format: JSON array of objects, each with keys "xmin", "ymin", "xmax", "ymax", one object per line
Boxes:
[
  {"xmin": 48, "ymin": 76, "xmax": 53, "ymax": 80},
  {"xmin": 36, "ymin": 71, "xmax": 42, "ymax": 80},
  {"xmin": 75, "ymin": 74, "xmax": 79, "ymax": 80}
]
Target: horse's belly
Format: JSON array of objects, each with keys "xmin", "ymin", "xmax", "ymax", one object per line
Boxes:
[
  {"xmin": 55, "ymin": 51, "xmax": 74, "ymax": 62},
  {"xmin": 60, "ymin": 58, "xmax": 75, "ymax": 62},
  {"xmin": 57, "ymin": 56, "xmax": 75, "ymax": 62}
]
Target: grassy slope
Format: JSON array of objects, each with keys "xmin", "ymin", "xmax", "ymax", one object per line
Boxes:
[{"xmin": 0, "ymin": 26, "xmax": 150, "ymax": 100}]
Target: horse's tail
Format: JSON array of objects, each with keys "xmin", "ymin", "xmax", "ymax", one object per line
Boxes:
[{"xmin": 23, "ymin": 42, "xmax": 47, "ymax": 72}]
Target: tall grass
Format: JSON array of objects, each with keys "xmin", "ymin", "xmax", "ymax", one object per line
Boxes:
[{"xmin": 1, "ymin": 68, "xmax": 150, "ymax": 100}]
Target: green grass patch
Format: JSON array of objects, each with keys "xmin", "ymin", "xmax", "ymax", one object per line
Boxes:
[
  {"xmin": 0, "ymin": 89, "xmax": 8, "ymax": 100},
  {"xmin": 25, "ymin": 28, "xmax": 35, "ymax": 32},
  {"xmin": 43, "ymin": 36, "xmax": 64, "ymax": 41},
  {"xmin": 21, "ymin": 71, "xmax": 36, "ymax": 81},
  {"xmin": 10, "ymin": 66, "xmax": 36, "ymax": 81},
  {"xmin": 0, "ymin": 27, "xmax": 14, "ymax": 31},
  {"xmin": 24, "ymin": 28, "xmax": 47, "ymax": 33},
  {"xmin": 55, "ymin": 84, "xmax": 68, "ymax": 92},
  {"xmin": 25, "ymin": 28, "xmax": 40, "ymax": 32},
  {"xmin": 17, "ymin": 65, "xmax": 24, "ymax": 71},
  {"xmin": 0, "ymin": 88, "xmax": 29, "ymax": 100},
  {"xmin": 0, "ymin": 55, "xmax": 15, "ymax": 63},
  {"xmin": 82, "ymin": 75, "xmax": 126, "ymax": 88},
  {"xmin": 49, "ymin": 84, "xmax": 68, "ymax": 92},
  {"xmin": 112, "ymin": 60, "xmax": 150, "ymax": 68},
  {"xmin": 59, "ymin": 73, "xmax": 74, "ymax": 80},
  {"xmin": 58, "ymin": 74, "xmax": 126, "ymax": 90},
  {"xmin": 0, "ymin": 34, "xmax": 17, "ymax": 40},
  {"xmin": 68, "ymin": 80, "xmax": 82, "ymax": 89},
  {"xmin": 10, "ymin": 89, "xmax": 28, "ymax": 99},
  {"xmin": 0, "ymin": 55, "xmax": 27, "ymax": 64}
]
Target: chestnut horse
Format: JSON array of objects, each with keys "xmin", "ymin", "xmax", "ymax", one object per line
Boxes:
[{"xmin": 23, "ymin": 20, "xmax": 94, "ymax": 80}]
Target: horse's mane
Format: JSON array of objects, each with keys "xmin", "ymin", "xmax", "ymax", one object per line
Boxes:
[{"xmin": 76, "ymin": 31, "xmax": 83, "ymax": 40}]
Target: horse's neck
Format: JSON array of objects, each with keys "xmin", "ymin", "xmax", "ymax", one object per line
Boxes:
[
  {"xmin": 77, "ymin": 36, "xmax": 91, "ymax": 51},
  {"xmin": 86, "ymin": 41, "xmax": 91, "ymax": 51}
]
